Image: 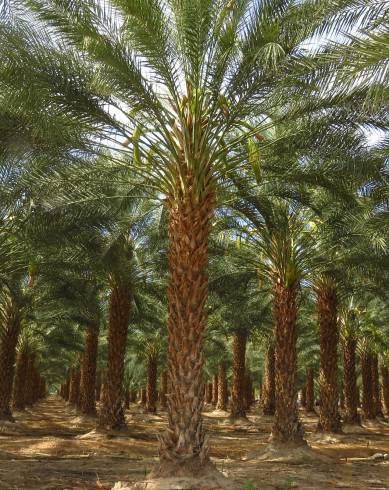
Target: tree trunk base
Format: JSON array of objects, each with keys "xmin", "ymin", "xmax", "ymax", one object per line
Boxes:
[
  {"xmin": 0, "ymin": 413, "xmax": 15, "ymax": 423},
  {"xmin": 316, "ymin": 423, "xmax": 343, "ymax": 435},
  {"xmin": 343, "ymin": 414, "xmax": 361, "ymax": 426},
  {"xmin": 113, "ymin": 462, "xmax": 233, "ymax": 490},
  {"xmin": 262, "ymin": 408, "xmax": 275, "ymax": 416},
  {"xmin": 225, "ymin": 416, "xmax": 257, "ymax": 431},
  {"xmin": 245, "ymin": 441, "xmax": 332, "ymax": 464}
]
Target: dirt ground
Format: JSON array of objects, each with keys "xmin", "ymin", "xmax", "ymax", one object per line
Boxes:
[{"xmin": 0, "ymin": 396, "xmax": 388, "ymax": 489}]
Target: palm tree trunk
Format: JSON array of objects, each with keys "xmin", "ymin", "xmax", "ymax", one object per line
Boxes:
[
  {"xmin": 156, "ymin": 193, "xmax": 213, "ymax": 476},
  {"xmin": 262, "ymin": 343, "xmax": 275, "ymax": 415},
  {"xmin": 244, "ymin": 371, "xmax": 253, "ymax": 410},
  {"xmin": 39, "ymin": 377, "xmax": 46, "ymax": 399},
  {"xmin": 33, "ymin": 368, "xmax": 41, "ymax": 404},
  {"xmin": 99, "ymin": 282, "xmax": 131, "ymax": 429},
  {"xmin": 141, "ymin": 388, "xmax": 146, "ymax": 405},
  {"xmin": 271, "ymin": 281, "xmax": 305, "ymax": 446},
  {"xmin": 96, "ymin": 380, "xmax": 101, "ymax": 402},
  {"xmin": 371, "ymin": 354, "xmax": 383, "ymax": 417},
  {"xmin": 206, "ymin": 383, "xmax": 212, "ymax": 404},
  {"xmin": 317, "ymin": 283, "xmax": 341, "ymax": 433},
  {"xmin": 25, "ymin": 352, "xmax": 37, "ymax": 407},
  {"xmin": 0, "ymin": 319, "xmax": 21, "ymax": 421},
  {"xmin": 212, "ymin": 373, "xmax": 218, "ymax": 406},
  {"xmin": 305, "ymin": 367, "xmax": 315, "ymax": 413},
  {"xmin": 64, "ymin": 370, "xmax": 70, "ymax": 401},
  {"xmin": 12, "ymin": 346, "xmax": 29, "ymax": 411},
  {"xmin": 124, "ymin": 388, "xmax": 130, "ymax": 409},
  {"xmin": 216, "ymin": 362, "xmax": 227, "ymax": 411},
  {"xmin": 230, "ymin": 331, "xmax": 247, "ymax": 419},
  {"xmin": 69, "ymin": 367, "xmax": 81, "ymax": 407},
  {"xmin": 80, "ymin": 327, "xmax": 99, "ymax": 416},
  {"xmin": 159, "ymin": 370, "xmax": 168, "ymax": 409},
  {"xmin": 381, "ymin": 366, "xmax": 389, "ymax": 415},
  {"xmin": 361, "ymin": 352, "xmax": 375, "ymax": 419},
  {"xmin": 343, "ymin": 338, "xmax": 360, "ymax": 424},
  {"xmin": 146, "ymin": 354, "xmax": 158, "ymax": 414},
  {"xmin": 301, "ymin": 384, "xmax": 306, "ymax": 408}
]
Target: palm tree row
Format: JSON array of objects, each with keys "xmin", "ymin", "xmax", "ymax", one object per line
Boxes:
[{"xmin": 0, "ymin": 0, "xmax": 388, "ymax": 486}]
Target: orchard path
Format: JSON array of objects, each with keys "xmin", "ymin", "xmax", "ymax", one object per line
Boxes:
[{"xmin": 0, "ymin": 396, "xmax": 388, "ymax": 489}]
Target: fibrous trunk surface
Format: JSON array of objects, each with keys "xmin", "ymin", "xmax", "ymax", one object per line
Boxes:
[
  {"xmin": 80, "ymin": 327, "xmax": 99, "ymax": 416},
  {"xmin": 305, "ymin": 367, "xmax": 315, "ymax": 413},
  {"xmin": 25, "ymin": 352, "xmax": 37, "ymax": 407},
  {"xmin": 216, "ymin": 362, "xmax": 228, "ymax": 411},
  {"xmin": 13, "ymin": 346, "xmax": 29, "ymax": 411},
  {"xmin": 271, "ymin": 281, "xmax": 305, "ymax": 445},
  {"xmin": 69, "ymin": 367, "xmax": 81, "ymax": 407},
  {"xmin": 381, "ymin": 366, "xmax": 389, "ymax": 415},
  {"xmin": 155, "ymin": 192, "xmax": 213, "ymax": 476},
  {"xmin": 317, "ymin": 284, "xmax": 341, "ymax": 433},
  {"xmin": 371, "ymin": 354, "xmax": 383, "ymax": 417},
  {"xmin": 99, "ymin": 283, "xmax": 131, "ymax": 430},
  {"xmin": 262, "ymin": 344, "xmax": 275, "ymax": 415},
  {"xmin": 361, "ymin": 352, "xmax": 375, "ymax": 420},
  {"xmin": 212, "ymin": 374, "xmax": 218, "ymax": 406},
  {"xmin": 206, "ymin": 383, "xmax": 212, "ymax": 404},
  {"xmin": 230, "ymin": 331, "xmax": 247, "ymax": 419},
  {"xmin": 146, "ymin": 355, "xmax": 158, "ymax": 414},
  {"xmin": 0, "ymin": 316, "xmax": 20, "ymax": 420},
  {"xmin": 343, "ymin": 338, "xmax": 360, "ymax": 424},
  {"xmin": 159, "ymin": 371, "xmax": 168, "ymax": 409}
]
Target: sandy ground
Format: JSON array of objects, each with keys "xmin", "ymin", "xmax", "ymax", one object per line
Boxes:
[{"xmin": 0, "ymin": 396, "xmax": 388, "ymax": 489}]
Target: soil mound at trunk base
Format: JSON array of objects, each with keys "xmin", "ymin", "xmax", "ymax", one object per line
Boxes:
[
  {"xmin": 245, "ymin": 441, "xmax": 333, "ymax": 464},
  {"xmin": 112, "ymin": 475, "xmax": 234, "ymax": 490},
  {"xmin": 112, "ymin": 463, "xmax": 234, "ymax": 490},
  {"xmin": 309, "ymin": 433, "xmax": 346, "ymax": 444}
]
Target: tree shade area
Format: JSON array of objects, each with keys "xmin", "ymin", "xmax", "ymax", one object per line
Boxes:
[{"xmin": 0, "ymin": 0, "xmax": 388, "ymax": 488}]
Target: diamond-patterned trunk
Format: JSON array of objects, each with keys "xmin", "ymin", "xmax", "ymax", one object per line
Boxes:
[
  {"xmin": 146, "ymin": 354, "xmax": 158, "ymax": 413},
  {"xmin": 69, "ymin": 367, "xmax": 81, "ymax": 406},
  {"xmin": 216, "ymin": 362, "xmax": 227, "ymax": 411},
  {"xmin": 230, "ymin": 331, "xmax": 247, "ymax": 419},
  {"xmin": 80, "ymin": 327, "xmax": 99, "ymax": 416},
  {"xmin": 381, "ymin": 366, "xmax": 389, "ymax": 415},
  {"xmin": 371, "ymin": 354, "xmax": 383, "ymax": 417},
  {"xmin": 0, "ymin": 317, "xmax": 21, "ymax": 420},
  {"xmin": 262, "ymin": 343, "xmax": 275, "ymax": 415},
  {"xmin": 212, "ymin": 373, "xmax": 218, "ymax": 406},
  {"xmin": 305, "ymin": 367, "xmax": 315, "ymax": 412},
  {"xmin": 99, "ymin": 283, "xmax": 131, "ymax": 429},
  {"xmin": 343, "ymin": 338, "xmax": 360, "ymax": 424},
  {"xmin": 25, "ymin": 352, "xmax": 37, "ymax": 407},
  {"xmin": 271, "ymin": 281, "xmax": 305, "ymax": 445},
  {"xmin": 159, "ymin": 370, "xmax": 168, "ymax": 409},
  {"xmin": 361, "ymin": 352, "xmax": 375, "ymax": 419},
  {"xmin": 13, "ymin": 345, "xmax": 29, "ymax": 411},
  {"xmin": 156, "ymin": 192, "xmax": 213, "ymax": 476},
  {"xmin": 317, "ymin": 284, "xmax": 341, "ymax": 433},
  {"xmin": 63, "ymin": 370, "xmax": 70, "ymax": 401}
]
